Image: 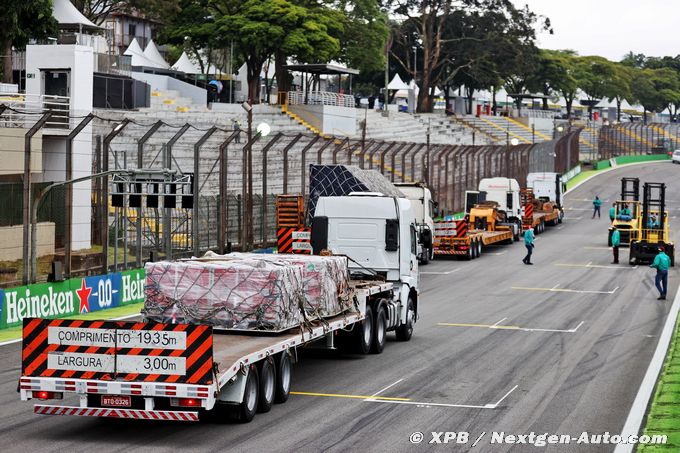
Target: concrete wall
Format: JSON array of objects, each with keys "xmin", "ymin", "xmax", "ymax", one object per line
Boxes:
[
  {"xmin": 0, "ymin": 223, "xmax": 55, "ymax": 261},
  {"xmin": 131, "ymin": 72, "xmax": 207, "ymax": 105},
  {"xmin": 0, "ymin": 129, "xmax": 43, "ymax": 176},
  {"xmin": 25, "ymin": 44, "xmax": 94, "ymax": 250},
  {"xmin": 289, "ymin": 104, "xmax": 357, "ymax": 135}
]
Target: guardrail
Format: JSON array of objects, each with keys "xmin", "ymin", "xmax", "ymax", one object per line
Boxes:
[
  {"xmin": 519, "ymin": 109, "xmax": 557, "ymax": 119},
  {"xmin": 0, "ymin": 94, "xmax": 72, "ymax": 130},
  {"xmin": 287, "ymin": 90, "xmax": 354, "ymax": 108}
]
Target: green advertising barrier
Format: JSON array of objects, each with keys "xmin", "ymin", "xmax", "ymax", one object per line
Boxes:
[{"xmin": 0, "ymin": 268, "xmax": 145, "ymax": 330}]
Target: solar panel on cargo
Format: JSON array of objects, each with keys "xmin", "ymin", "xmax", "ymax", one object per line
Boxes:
[{"xmin": 307, "ymin": 164, "xmax": 404, "ymax": 223}]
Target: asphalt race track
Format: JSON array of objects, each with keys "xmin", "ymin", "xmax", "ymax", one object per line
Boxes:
[{"xmin": 0, "ymin": 162, "xmax": 677, "ymax": 452}]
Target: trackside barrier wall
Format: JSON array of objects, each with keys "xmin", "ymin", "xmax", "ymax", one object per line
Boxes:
[
  {"xmin": 595, "ymin": 154, "xmax": 670, "ymax": 170},
  {"xmin": 0, "ymin": 268, "xmax": 145, "ymax": 329}
]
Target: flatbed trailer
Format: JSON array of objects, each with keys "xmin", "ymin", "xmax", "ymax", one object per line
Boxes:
[
  {"xmin": 433, "ymin": 220, "xmax": 513, "ymax": 259},
  {"xmin": 20, "ymin": 279, "xmax": 412, "ymax": 423}
]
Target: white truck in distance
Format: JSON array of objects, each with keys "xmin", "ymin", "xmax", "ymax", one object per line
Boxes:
[
  {"xmin": 466, "ymin": 177, "xmax": 523, "ymax": 241},
  {"xmin": 394, "ymin": 182, "xmax": 435, "ymax": 264},
  {"xmin": 19, "ymin": 194, "xmax": 419, "ymax": 425},
  {"xmin": 527, "ymin": 172, "xmax": 565, "ymax": 211}
]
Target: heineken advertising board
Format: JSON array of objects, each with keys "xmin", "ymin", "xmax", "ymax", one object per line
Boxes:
[{"xmin": 0, "ymin": 268, "xmax": 145, "ymax": 330}]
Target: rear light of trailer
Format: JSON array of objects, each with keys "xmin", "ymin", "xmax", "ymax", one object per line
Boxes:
[
  {"xmin": 35, "ymin": 391, "xmax": 63, "ymax": 400},
  {"xmin": 170, "ymin": 398, "xmax": 201, "ymax": 407}
]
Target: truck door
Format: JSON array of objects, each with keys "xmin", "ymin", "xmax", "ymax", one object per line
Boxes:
[{"xmin": 410, "ymin": 225, "xmax": 419, "ymax": 282}]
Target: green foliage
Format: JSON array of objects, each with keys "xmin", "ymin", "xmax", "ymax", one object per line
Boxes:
[
  {"xmin": 631, "ymin": 67, "xmax": 680, "ymax": 118},
  {"xmin": 0, "ymin": 0, "xmax": 57, "ymax": 83}
]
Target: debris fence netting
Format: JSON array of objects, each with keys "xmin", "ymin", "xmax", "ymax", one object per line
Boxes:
[{"xmin": 143, "ymin": 252, "xmax": 352, "ymax": 332}]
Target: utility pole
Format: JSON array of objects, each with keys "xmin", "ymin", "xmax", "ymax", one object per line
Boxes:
[
  {"xmin": 425, "ymin": 119, "xmax": 431, "ymax": 185},
  {"xmin": 247, "ymin": 105, "xmax": 253, "ymax": 249}
]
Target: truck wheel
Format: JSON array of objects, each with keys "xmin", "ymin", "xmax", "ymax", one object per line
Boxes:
[
  {"xmin": 257, "ymin": 358, "xmax": 275, "ymax": 413},
  {"xmin": 477, "ymin": 241, "xmax": 483, "ymax": 257},
  {"xmin": 274, "ymin": 352, "xmax": 292, "ymax": 404},
  {"xmin": 238, "ymin": 365, "xmax": 259, "ymax": 423},
  {"xmin": 355, "ymin": 304, "xmax": 374, "ymax": 354},
  {"xmin": 421, "ymin": 248, "xmax": 429, "ymax": 265},
  {"xmin": 396, "ymin": 298, "xmax": 415, "ymax": 342},
  {"xmin": 371, "ymin": 305, "xmax": 387, "ymax": 354}
]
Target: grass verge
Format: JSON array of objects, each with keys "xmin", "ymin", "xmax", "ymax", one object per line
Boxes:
[
  {"xmin": 0, "ymin": 302, "xmax": 144, "ymax": 343},
  {"xmin": 637, "ymin": 316, "xmax": 680, "ymax": 451}
]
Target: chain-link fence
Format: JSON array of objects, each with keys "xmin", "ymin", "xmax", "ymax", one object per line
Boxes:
[
  {"xmin": 599, "ymin": 123, "xmax": 679, "ymax": 158},
  {"xmin": 0, "ymin": 105, "xmax": 580, "ymax": 286}
]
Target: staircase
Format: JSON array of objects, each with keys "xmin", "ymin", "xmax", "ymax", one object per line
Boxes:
[{"xmin": 456, "ymin": 115, "xmax": 552, "ymax": 145}]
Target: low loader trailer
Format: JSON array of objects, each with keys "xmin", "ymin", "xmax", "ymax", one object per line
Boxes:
[
  {"xmin": 433, "ymin": 203, "xmax": 513, "ymax": 259},
  {"xmin": 19, "ymin": 194, "xmax": 420, "ymax": 423}
]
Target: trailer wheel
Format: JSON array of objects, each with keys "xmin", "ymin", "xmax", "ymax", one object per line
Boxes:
[
  {"xmin": 371, "ymin": 304, "xmax": 387, "ymax": 354},
  {"xmin": 477, "ymin": 241, "xmax": 483, "ymax": 257},
  {"xmin": 355, "ymin": 304, "xmax": 374, "ymax": 354},
  {"xmin": 238, "ymin": 365, "xmax": 259, "ymax": 423},
  {"xmin": 257, "ymin": 358, "xmax": 275, "ymax": 413},
  {"xmin": 396, "ymin": 298, "xmax": 415, "ymax": 342},
  {"xmin": 274, "ymin": 352, "xmax": 292, "ymax": 404}
]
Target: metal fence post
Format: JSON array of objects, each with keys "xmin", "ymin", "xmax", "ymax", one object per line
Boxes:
[
  {"xmin": 300, "ymin": 136, "xmax": 322, "ymax": 196},
  {"xmin": 23, "ymin": 112, "xmax": 52, "ymax": 283},
  {"xmin": 165, "ymin": 123, "xmax": 191, "ymax": 259},
  {"xmin": 332, "ymin": 138, "xmax": 349, "ymax": 164},
  {"xmin": 193, "ymin": 127, "xmax": 219, "ymax": 256},
  {"xmin": 136, "ymin": 120, "xmax": 163, "ymax": 266},
  {"xmin": 282, "ymin": 133, "xmax": 303, "ymax": 193},
  {"xmin": 218, "ymin": 131, "xmax": 239, "ymax": 254},
  {"xmin": 64, "ymin": 114, "xmax": 94, "ymax": 278},
  {"xmin": 261, "ymin": 133, "xmax": 283, "ymax": 247},
  {"xmin": 380, "ymin": 142, "xmax": 397, "ymax": 175}
]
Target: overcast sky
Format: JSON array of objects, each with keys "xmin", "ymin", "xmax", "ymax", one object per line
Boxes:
[{"xmin": 511, "ymin": 0, "xmax": 679, "ymax": 61}]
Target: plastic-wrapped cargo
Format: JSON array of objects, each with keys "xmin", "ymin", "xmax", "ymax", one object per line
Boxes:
[
  {"xmin": 143, "ymin": 253, "xmax": 352, "ymax": 332},
  {"xmin": 307, "ymin": 164, "xmax": 404, "ymax": 223},
  {"xmin": 216, "ymin": 252, "xmax": 351, "ymax": 319}
]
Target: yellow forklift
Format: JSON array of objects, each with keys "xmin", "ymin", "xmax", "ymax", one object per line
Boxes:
[
  {"xmin": 629, "ymin": 182, "xmax": 674, "ymax": 265},
  {"xmin": 608, "ymin": 177, "xmax": 641, "ymax": 246}
]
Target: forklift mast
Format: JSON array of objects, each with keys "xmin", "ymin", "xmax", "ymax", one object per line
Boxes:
[
  {"xmin": 641, "ymin": 182, "xmax": 666, "ymax": 231},
  {"xmin": 621, "ymin": 177, "xmax": 640, "ymax": 201}
]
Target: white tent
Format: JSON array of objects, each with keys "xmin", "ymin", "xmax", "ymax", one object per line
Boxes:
[
  {"xmin": 143, "ymin": 40, "xmax": 170, "ymax": 69},
  {"xmin": 387, "ymin": 74, "xmax": 409, "ymax": 90},
  {"xmin": 52, "ymin": 0, "xmax": 101, "ymax": 31},
  {"xmin": 124, "ymin": 38, "xmax": 158, "ymax": 67},
  {"xmin": 172, "ymin": 52, "xmax": 200, "ymax": 74}
]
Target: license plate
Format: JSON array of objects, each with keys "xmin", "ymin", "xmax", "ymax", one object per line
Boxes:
[{"xmin": 101, "ymin": 395, "xmax": 131, "ymax": 407}]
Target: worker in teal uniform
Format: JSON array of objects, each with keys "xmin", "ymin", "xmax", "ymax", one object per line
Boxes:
[{"xmin": 651, "ymin": 247, "xmax": 671, "ymax": 300}]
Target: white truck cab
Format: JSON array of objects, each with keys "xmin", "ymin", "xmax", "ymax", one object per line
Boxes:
[
  {"xmin": 527, "ymin": 172, "xmax": 564, "ymax": 208},
  {"xmin": 394, "ymin": 182, "xmax": 435, "ymax": 264}
]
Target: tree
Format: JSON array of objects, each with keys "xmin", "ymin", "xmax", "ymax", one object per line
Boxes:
[
  {"xmin": 608, "ymin": 63, "xmax": 633, "ymax": 121},
  {"xmin": 631, "ymin": 67, "xmax": 680, "ymax": 123},
  {"xmin": 211, "ymin": 0, "xmax": 341, "ymax": 103},
  {"xmin": 0, "ymin": 1, "xmax": 57, "ymax": 83},
  {"xmin": 390, "ymin": 0, "xmax": 546, "ymax": 113},
  {"xmin": 539, "ymin": 50, "xmax": 579, "ymax": 119},
  {"xmin": 528, "ymin": 49, "xmax": 574, "ymax": 110},
  {"xmin": 620, "ymin": 51, "xmax": 646, "ymax": 69},
  {"xmin": 577, "ymin": 56, "xmax": 618, "ymax": 119}
]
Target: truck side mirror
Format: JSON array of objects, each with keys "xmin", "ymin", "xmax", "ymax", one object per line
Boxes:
[
  {"xmin": 385, "ymin": 219, "xmax": 399, "ymax": 251},
  {"xmin": 310, "ymin": 216, "xmax": 328, "ymax": 254}
]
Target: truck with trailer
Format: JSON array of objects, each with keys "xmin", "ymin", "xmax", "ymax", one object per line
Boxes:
[
  {"xmin": 466, "ymin": 177, "xmax": 523, "ymax": 241},
  {"xmin": 629, "ymin": 182, "xmax": 675, "ymax": 266},
  {"xmin": 19, "ymin": 192, "xmax": 420, "ymax": 424},
  {"xmin": 394, "ymin": 182, "xmax": 435, "ymax": 264},
  {"xmin": 519, "ymin": 188, "xmax": 561, "ymax": 233},
  {"xmin": 433, "ymin": 201, "xmax": 514, "ymax": 259},
  {"xmin": 525, "ymin": 172, "xmax": 565, "ymax": 227}
]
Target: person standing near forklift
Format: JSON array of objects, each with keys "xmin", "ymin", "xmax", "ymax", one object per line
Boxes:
[
  {"xmin": 609, "ymin": 203, "xmax": 616, "ymax": 221},
  {"xmin": 651, "ymin": 247, "xmax": 671, "ymax": 300},
  {"xmin": 611, "ymin": 226, "xmax": 620, "ymax": 264},
  {"xmin": 592, "ymin": 196, "xmax": 602, "ymax": 219}
]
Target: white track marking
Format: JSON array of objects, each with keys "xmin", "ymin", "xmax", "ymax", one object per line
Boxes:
[
  {"xmin": 556, "ymin": 263, "xmax": 638, "ymax": 270},
  {"xmin": 421, "ymin": 268, "xmax": 461, "ymax": 275},
  {"xmin": 365, "ymin": 385, "xmax": 519, "ymax": 410},
  {"xmin": 365, "ymin": 379, "xmax": 405, "ymax": 401},
  {"xmin": 511, "ymin": 285, "xmax": 619, "ymax": 295},
  {"xmin": 437, "ymin": 321, "xmax": 584, "ymax": 333},
  {"xmin": 492, "ymin": 318, "xmax": 507, "ymax": 327}
]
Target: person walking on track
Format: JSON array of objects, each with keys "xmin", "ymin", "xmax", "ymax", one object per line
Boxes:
[
  {"xmin": 592, "ymin": 195, "xmax": 602, "ymax": 219},
  {"xmin": 523, "ymin": 227, "xmax": 535, "ymax": 265},
  {"xmin": 611, "ymin": 226, "xmax": 620, "ymax": 264},
  {"xmin": 651, "ymin": 247, "xmax": 671, "ymax": 300}
]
